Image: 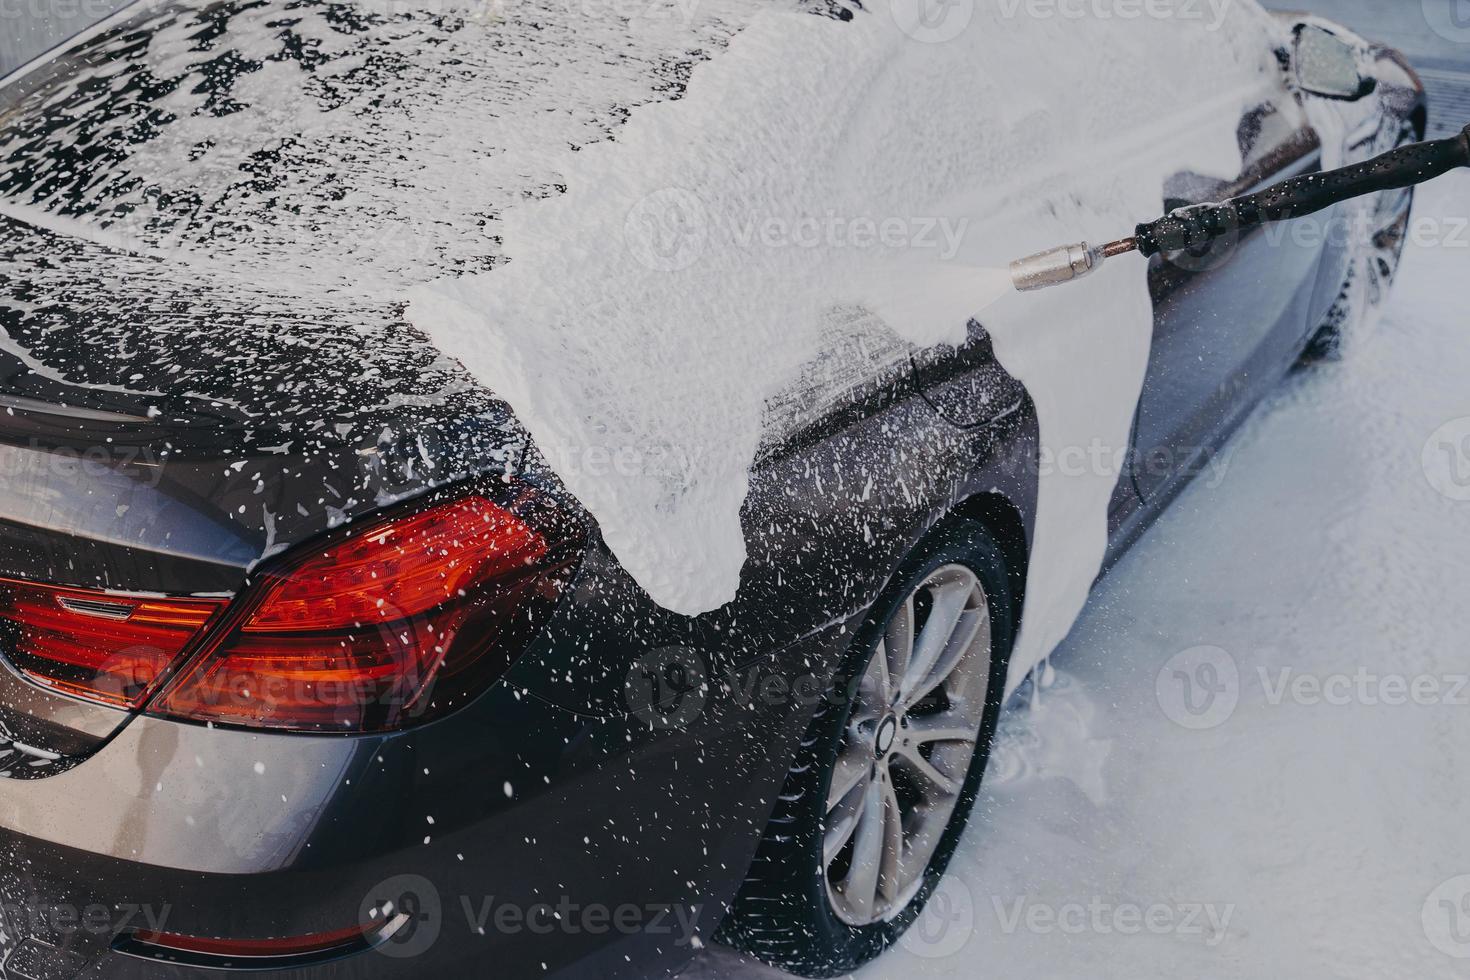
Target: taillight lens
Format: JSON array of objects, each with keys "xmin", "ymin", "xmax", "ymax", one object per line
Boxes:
[
  {"xmin": 0, "ymin": 583, "xmax": 227, "ymax": 708},
  {"xmin": 149, "ymin": 490, "xmax": 582, "ymax": 732}
]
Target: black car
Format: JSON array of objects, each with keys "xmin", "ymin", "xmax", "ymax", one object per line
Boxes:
[{"xmin": 0, "ymin": 2, "xmax": 1425, "ymax": 979}]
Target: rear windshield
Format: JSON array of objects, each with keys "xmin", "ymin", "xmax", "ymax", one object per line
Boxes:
[{"xmin": 0, "ymin": 0, "xmax": 732, "ymax": 291}]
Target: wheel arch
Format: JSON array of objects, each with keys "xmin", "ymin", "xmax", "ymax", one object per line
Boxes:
[{"xmin": 946, "ymin": 490, "xmax": 1029, "ymax": 640}]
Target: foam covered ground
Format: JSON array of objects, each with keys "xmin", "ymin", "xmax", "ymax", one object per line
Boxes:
[{"xmin": 691, "ymin": 169, "xmax": 1470, "ymax": 979}]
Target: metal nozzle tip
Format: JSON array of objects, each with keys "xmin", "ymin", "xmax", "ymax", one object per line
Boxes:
[{"xmin": 1009, "ymin": 242, "xmax": 1103, "ymax": 292}]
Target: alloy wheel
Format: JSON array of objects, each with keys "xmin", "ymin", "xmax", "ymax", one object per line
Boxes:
[{"xmin": 823, "ymin": 564, "xmax": 993, "ymax": 927}]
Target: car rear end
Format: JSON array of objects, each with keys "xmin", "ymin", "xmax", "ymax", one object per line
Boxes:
[
  {"xmin": 0, "ymin": 1, "xmax": 1042, "ymax": 974},
  {"xmin": 0, "ymin": 86, "xmax": 824, "ymax": 975},
  {"xmin": 0, "ymin": 388, "xmax": 600, "ymax": 977},
  {"xmin": 0, "ymin": 337, "xmax": 829, "ymax": 980}
]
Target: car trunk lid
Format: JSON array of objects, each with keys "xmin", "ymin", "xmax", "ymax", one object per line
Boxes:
[{"xmin": 0, "ymin": 212, "xmax": 530, "ymax": 759}]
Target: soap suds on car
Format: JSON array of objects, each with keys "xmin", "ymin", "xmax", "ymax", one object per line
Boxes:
[{"xmin": 407, "ymin": 0, "xmax": 1287, "ymax": 689}]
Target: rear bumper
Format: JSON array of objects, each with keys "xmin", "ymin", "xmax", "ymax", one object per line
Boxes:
[{"xmin": 0, "ymin": 607, "xmax": 859, "ymax": 980}]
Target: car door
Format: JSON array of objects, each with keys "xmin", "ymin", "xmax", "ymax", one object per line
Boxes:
[{"xmin": 1127, "ymin": 90, "xmax": 1329, "ymax": 501}]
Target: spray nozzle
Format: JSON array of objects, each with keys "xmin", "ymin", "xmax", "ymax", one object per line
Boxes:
[
  {"xmin": 1008, "ymin": 238, "xmax": 1138, "ymax": 292},
  {"xmin": 1008, "ymin": 122, "xmax": 1469, "ymax": 293}
]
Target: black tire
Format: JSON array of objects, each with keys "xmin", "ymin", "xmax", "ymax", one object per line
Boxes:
[{"xmin": 716, "ymin": 518, "xmax": 1015, "ymax": 978}]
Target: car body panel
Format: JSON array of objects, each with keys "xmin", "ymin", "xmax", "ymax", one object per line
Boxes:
[
  {"xmin": 0, "ymin": 612, "xmax": 866, "ymax": 979},
  {"xmin": 1131, "ymin": 125, "xmax": 1326, "ymax": 501}
]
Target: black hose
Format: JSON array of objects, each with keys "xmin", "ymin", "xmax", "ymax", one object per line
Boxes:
[{"xmin": 1134, "ymin": 123, "xmax": 1470, "ymax": 257}]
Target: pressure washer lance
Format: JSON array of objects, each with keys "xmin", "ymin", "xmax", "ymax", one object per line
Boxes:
[{"xmin": 1010, "ymin": 123, "xmax": 1470, "ymax": 292}]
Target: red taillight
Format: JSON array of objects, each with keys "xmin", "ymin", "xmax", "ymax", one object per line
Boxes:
[
  {"xmin": 0, "ymin": 581, "xmax": 226, "ymax": 708},
  {"xmin": 116, "ymin": 907, "xmax": 409, "ymax": 967},
  {"xmin": 129, "ymin": 921, "xmax": 377, "ymax": 958},
  {"xmin": 241, "ymin": 498, "xmax": 543, "ymax": 631},
  {"xmin": 148, "ymin": 491, "xmax": 580, "ymax": 732}
]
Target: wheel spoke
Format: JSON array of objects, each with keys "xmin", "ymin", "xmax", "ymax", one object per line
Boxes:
[
  {"xmin": 860, "ymin": 639, "xmax": 893, "ymax": 712},
  {"xmin": 884, "ymin": 593, "xmax": 914, "ymax": 690},
  {"xmin": 899, "ymin": 577, "xmax": 973, "ymax": 704},
  {"xmin": 905, "ymin": 714, "xmax": 979, "ymax": 747},
  {"xmin": 827, "ymin": 745, "xmax": 871, "ymax": 812},
  {"xmin": 824, "ymin": 769, "xmax": 869, "ymax": 864},
  {"xmin": 892, "ymin": 744, "xmax": 961, "ymax": 798},
  {"xmin": 841, "ymin": 778, "xmax": 888, "ymax": 921},
  {"xmin": 877, "ymin": 775, "xmax": 905, "ymax": 906},
  {"xmin": 903, "ymin": 604, "xmax": 990, "ymax": 710}
]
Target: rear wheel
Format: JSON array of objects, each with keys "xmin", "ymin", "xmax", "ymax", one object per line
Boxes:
[
  {"xmin": 717, "ymin": 519, "xmax": 1014, "ymax": 978},
  {"xmin": 1300, "ymin": 118, "xmax": 1418, "ymax": 363}
]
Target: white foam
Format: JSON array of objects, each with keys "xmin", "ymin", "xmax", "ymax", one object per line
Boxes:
[{"xmin": 408, "ymin": 1, "xmax": 1287, "ymax": 687}]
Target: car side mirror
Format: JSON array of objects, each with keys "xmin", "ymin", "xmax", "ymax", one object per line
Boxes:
[{"xmin": 1293, "ymin": 24, "xmax": 1377, "ymax": 101}]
